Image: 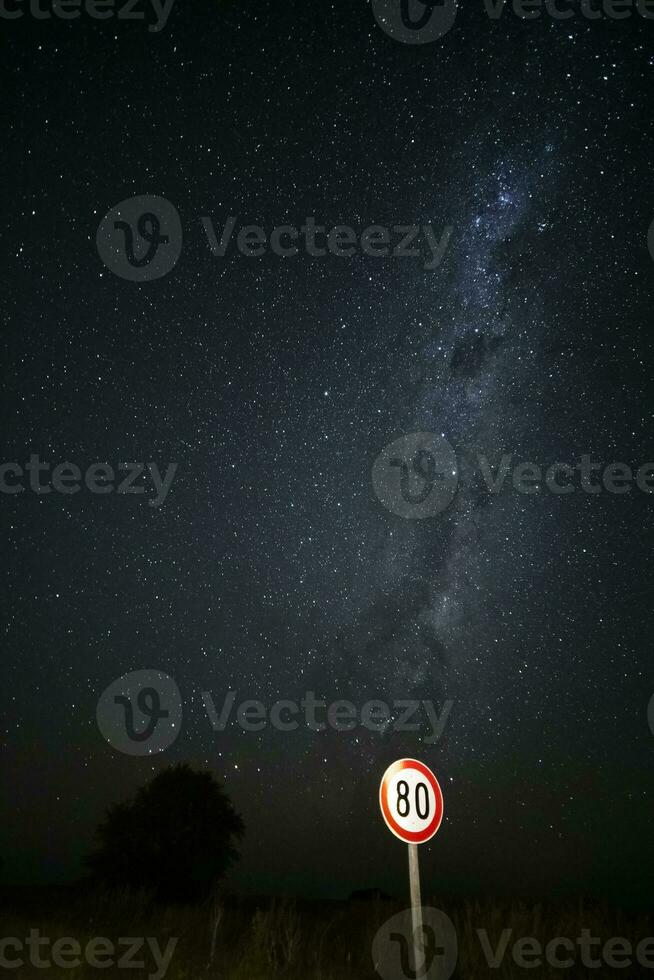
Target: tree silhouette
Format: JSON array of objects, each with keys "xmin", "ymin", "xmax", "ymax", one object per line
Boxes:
[{"xmin": 85, "ymin": 764, "xmax": 244, "ymax": 904}]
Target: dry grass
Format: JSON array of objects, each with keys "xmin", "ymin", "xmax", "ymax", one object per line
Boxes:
[{"xmin": 0, "ymin": 888, "xmax": 650, "ymax": 978}]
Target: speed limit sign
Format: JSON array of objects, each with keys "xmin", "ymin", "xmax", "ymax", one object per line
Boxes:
[
  {"xmin": 379, "ymin": 759, "xmax": 445, "ymax": 976},
  {"xmin": 379, "ymin": 758, "xmax": 444, "ymax": 844}
]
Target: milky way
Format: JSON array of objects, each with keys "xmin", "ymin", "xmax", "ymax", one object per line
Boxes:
[{"xmin": 3, "ymin": 0, "xmax": 654, "ymax": 903}]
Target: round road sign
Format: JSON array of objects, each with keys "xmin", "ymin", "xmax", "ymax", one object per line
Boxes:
[{"xmin": 379, "ymin": 758, "xmax": 444, "ymax": 844}]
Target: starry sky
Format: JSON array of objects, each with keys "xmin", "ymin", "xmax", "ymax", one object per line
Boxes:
[{"xmin": 2, "ymin": 0, "xmax": 654, "ymax": 907}]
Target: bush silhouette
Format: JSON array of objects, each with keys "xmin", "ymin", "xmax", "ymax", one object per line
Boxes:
[{"xmin": 85, "ymin": 763, "xmax": 244, "ymax": 903}]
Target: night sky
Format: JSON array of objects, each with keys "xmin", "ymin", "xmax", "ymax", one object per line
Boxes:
[{"xmin": 2, "ymin": 0, "xmax": 654, "ymax": 908}]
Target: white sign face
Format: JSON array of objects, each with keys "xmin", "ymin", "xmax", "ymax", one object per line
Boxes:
[{"xmin": 379, "ymin": 758, "xmax": 444, "ymax": 844}]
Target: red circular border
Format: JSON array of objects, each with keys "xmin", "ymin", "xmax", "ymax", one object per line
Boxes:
[{"xmin": 379, "ymin": 758, "xmax": 444, "ymax": 844}]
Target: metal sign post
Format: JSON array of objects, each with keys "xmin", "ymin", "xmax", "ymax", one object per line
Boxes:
[
  {"xmin": 408, "ymin": 842, "xmax": 424, "ymax": 974},
  {"xmin": 379, "ymin": 758, "xmax": 445, "ymax": 976}
]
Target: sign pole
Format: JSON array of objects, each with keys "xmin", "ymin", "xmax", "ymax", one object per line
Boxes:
[
  {"xmin": 379, "ymin": 759, "xmax": 444, "ymax": 976},
  {"xmin": 408, "ymin": 842, "xmax": 423, "ymax": 975}
]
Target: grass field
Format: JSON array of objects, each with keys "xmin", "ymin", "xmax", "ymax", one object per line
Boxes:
[{"xmin": 1, "ymin": 887, "xmax": 652, "ymax": 978}]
